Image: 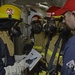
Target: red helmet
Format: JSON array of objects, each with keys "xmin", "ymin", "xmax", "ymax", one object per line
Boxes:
[
  {"xmin": 46, "ymin": 6, "xmax": 61, "ymax": 17},
  {"xmin": 31, "ymin": 15, "xmax": 41, "ymax": 21}
]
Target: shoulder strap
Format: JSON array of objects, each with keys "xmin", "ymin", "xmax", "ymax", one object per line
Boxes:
[
  {"xmin": 47, "ymin": 34, "xmax": 62, "ymax": 74},
  {"xmin": 0, "ymin": 37, "xmax": 14, "ymax": 66},
  {"xmin": 0, "ymin": 38, "xmax": 6, "ymax": 75},
  {"xmin": 0, "ymin": 37, "xmax": 6, "ymax": 57},
  {"xmin": 44, "ymin": 34, "xmax": 53, "ymax": 64},
  {"xmin": 46, "ymin": 28, "xmax": 71, "ymax": 75}
]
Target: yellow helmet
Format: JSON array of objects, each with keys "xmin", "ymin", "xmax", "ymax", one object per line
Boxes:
[{"xmin": 0, "ymin": 4, "xmax": 21, "ymax": 20}]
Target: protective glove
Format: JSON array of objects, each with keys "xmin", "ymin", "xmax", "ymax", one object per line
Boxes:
[
  {"xmin": 4, "ymin": 58, "xmax": 29, "ymax": 75},
  {"xmin": 15, "ymin": 54, "xmax": 27, "ymax": 62}
]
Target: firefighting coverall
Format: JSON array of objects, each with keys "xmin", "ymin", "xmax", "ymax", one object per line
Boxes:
[{"xmin": 0, "ymin": 31, "xmax": 29, "ymax": 75}]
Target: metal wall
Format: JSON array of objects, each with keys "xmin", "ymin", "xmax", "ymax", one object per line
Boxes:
[
  {"xmin": 4, "ymin": 0, "xmax": 67, "ymax": 6},
  {"xmin": 49, "ymin": 0, "xmax": 67, "ymax": 6}
]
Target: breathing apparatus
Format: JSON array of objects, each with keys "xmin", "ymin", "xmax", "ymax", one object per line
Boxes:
[
  {"xmin": 0, "ymin": 4, "xmax": 22, "ymax": 37},
  {"xmin": 31, "ymin": 15, "xmax": 43, "ymax": 34},
  {"xmin": 43, "ymin": 16, "xmax": 57, "ymax": 37},
  {"xmin": 43, "ymin": 6, "xmax": 62, "ymax": 36}
]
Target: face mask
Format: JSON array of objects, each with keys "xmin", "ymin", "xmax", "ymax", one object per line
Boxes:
[
  {"xmin": 43, "ymin": 17, "xmax": 57, "ymax": 36},
  {"xmin": 0, "ymin": 19, "xmax": 15, "ymax": 31},
  {"xmin": 0, "ymin": 18, "xmax": 22, "ymax": 37},
  {"xmin": 31, "ymin": 20, "xmax": 42, "ymax": 34}
]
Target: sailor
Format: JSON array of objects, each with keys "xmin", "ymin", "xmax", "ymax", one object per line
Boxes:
[{"xmin": 0, "ymin": 4, "xmax": 29, "ymax": 75}]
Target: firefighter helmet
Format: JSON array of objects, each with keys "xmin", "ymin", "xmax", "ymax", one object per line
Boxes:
[
  {"xmin": 31, "ymin": 15, "xmax": 41, "ymax": 21},
  {"xmin": 46, "ymin": 6, "xmax": 62, "ymax": 19},
  {"xmin": 0, "ymin": 4, "xmax": 21, "ymax": 20}
]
